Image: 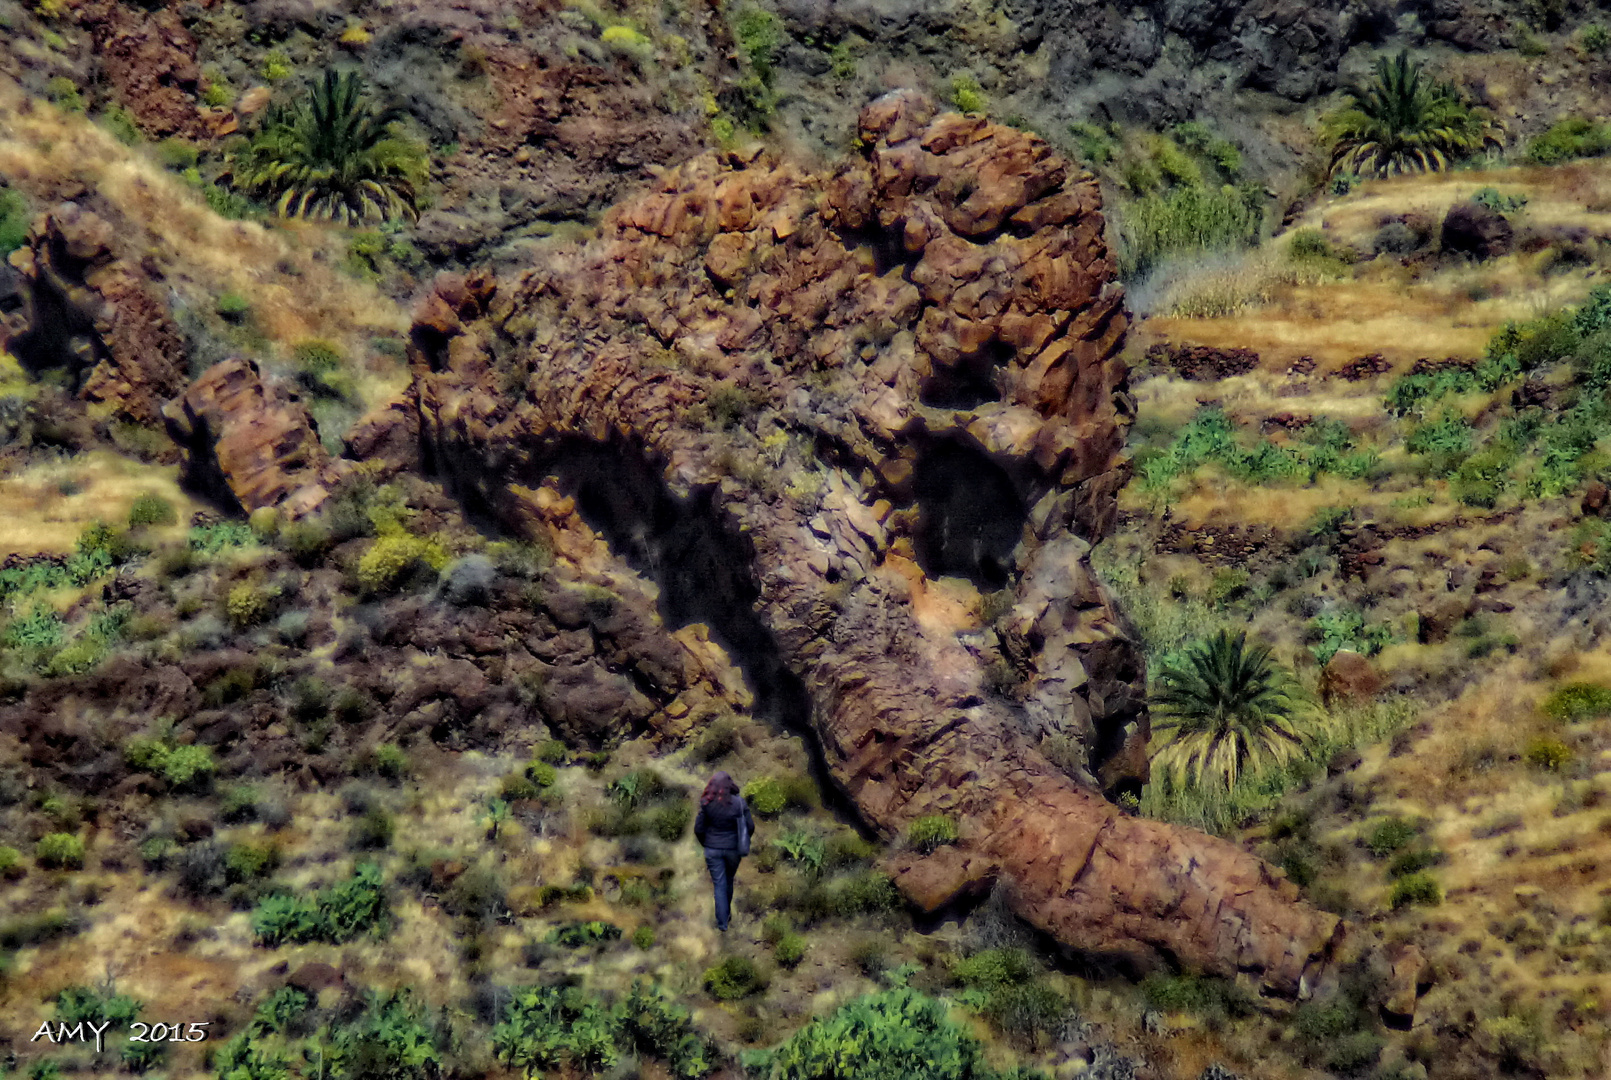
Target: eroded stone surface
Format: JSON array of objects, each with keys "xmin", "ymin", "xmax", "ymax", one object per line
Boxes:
[
  {"xmin": 162, "ymin": 357, "xmax": 348, "ymax": 518},
  {"xmin": 2, "ymin": 203, "xmax": 187, "ymax": 427},
  {"xmin": 393, "ymin": 91, "xmax": 1344, "ymax": 993}
]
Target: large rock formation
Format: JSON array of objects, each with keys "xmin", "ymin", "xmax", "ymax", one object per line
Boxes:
[
  {"xmin": 389, "ymin": 91, "xmax": 1344, "ymax": 993},
  {"xmin": 2, "ymin": 203, "xmax": 187, "ymax": 426}
]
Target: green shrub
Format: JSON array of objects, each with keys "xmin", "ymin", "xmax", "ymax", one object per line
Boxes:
[
  {"xmin": 949, "ymin": 74, "xmax": 986, "ymax": 114},
  {"xmin": 547, "ymin": 920, "xmax": 624, "ymax": 948},
  {"xmin": 982, "ymin": 982, "xmax": 1068, "ymax": 1049},
  {"xmin": 496, "ymin": 981, "xmax": 714, "ymax": 1079},
  {"xmin": 0, "ymin": 845, "xmax": 20, "ymax": 876},
  {"xmin": 951, "ymin": 948, "xmax": 1032, "ymax": 990},
  {"xmin": 1524, "ymin": 737, "xmax": 1573, "ymax": 770},
  {"xmin": 127, "ymin": 494, "xmax": 177, "ymax": 528},
  {"xmin": 535, "ymin": 738, "xmax": 569, "ymax": 764},
  {"xmin": 35, "ymin": 833, "xmax": 85, "ymax": 869},
  {"xmin": 1115, "ymin": 182, "xmax": 1264, "ymax": 279},
  {"xmin": 1387, "ymin": 847, "xmax": 1443, "ymax": 878},
  {"xmin": 1527, "ymin": 117, "xmax": 1611, "ymax": 165},
  {"xmin": 216, "ymin": 291, "xmax": 251, "ymax": 320},
  {"xmin": 250, "ymin": 862, "xmax": 388, "ymax": 945},
  {"xmin": 828, "ymin": 870, "xmax": 900, "ymax": 917},
  {"xmin": 775, "ymin": 930, "xmax": 807, "ymax": 967},
  {"xmin": 703, "ymin": 954, "xmax": 766, "ymax": 1000},
  {"xmin": 824, "ymin": 830, "xmax": 875, "ymax": 869},
  {"xmin": 746, "ymin": 989, "xmax": 996, "ymax": 1080},
  {"xmin": 525, "ymin": 759, "xmax": 558, "ymax": 788},
  {"xmin": 350, "ymin": 808, "xmax": 395, "ymax": 850},
  {"xmin": 633, "ymin": 924, "xmax": 656, "ymax": 949},
  {"xmin": 47, "ymin": 76, "xmax": 84, "ymax": 112},
  {"xmin": 281, "ymin": 520, "xmax": 331, "ymax": 566},
  {"xmin": 226, "ymin": 582, "xmax": 271, "ymax": 629},
  {"xmin": 1583, "ymin": 23, "xmax": 1610, "ymax": 50},
  {"xmin": 224, "ymin": 842, "xmax": 279, "ymax": 883},
  {"xmin": 189, "ymin": 520, "xmax": 256, "ymax": 553},
  {"xmin": 1067, "ymin": 120, "xmax": 1116, "ymax": 165},
  {"xmin": 1389, "ymin": 871, "xmax": 1442, "ymax": 908},
  {"xmin": 705, "ymin": 385, "xmax": 758, "ymax": 430},
  {"xmin": 650, "ymin": 802, "xmax": 693, "ymax": 841},
  {"xmin": 0, "ymin": 187, "xmax": 28, "ymax": 255},
  {"xmin": 743, "ymin": 776, "xmax": 788, "ymax": 816},
  {"xmin": 1541, "ymin": 682, "xmax": 1611, "ymax": 722},
  {"xmin": 1365, "ymin": 817, "xmax": 1418, "ymax": 857},
  {"xmin": 357, "ymin": 534, "xmax": 443, "ymax": 594},
  {"xmin": 55, "ymin": 985, "xmax": 141, "ymax": 1026},
  {"xmin": 907, "ymin": 815, "xmax": 960, "ymax": 854}
]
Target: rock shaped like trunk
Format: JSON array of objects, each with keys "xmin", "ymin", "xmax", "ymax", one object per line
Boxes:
[{"xmin": 403, "ymin": 91, "xmax": 1344, "ymax": 994}]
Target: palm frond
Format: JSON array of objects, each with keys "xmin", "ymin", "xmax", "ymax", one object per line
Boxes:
[
  {"xmin": 1149, "ymin": 630, "xmax": 1318, "ymax": 790},
  {"xmin": 229, "ymin": 68, "xmax": 427, "ymax": 225},
  {"xmin": 1320, "ymin": 50, "xmax": 1501, "ymax": 179}
]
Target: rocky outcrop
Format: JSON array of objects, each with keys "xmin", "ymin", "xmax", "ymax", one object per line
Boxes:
[
  {"xmin": 398, "ymin": 91, "xmax": 1344, "ymax": 994},
  {"xmin": 162, "ymin": 357, "xmax": 349, "ymax": 518},
  {"xmin": 76, "ymin": 0, "xmax": 205, "ymax": 138},
  {"xmin": 2, "ymin": 203, "xmax": 187, "ymax": 426}
]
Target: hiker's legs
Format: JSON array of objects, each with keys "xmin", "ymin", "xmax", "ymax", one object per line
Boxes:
[{"xmin": 705, "ymin": 848, "xmax": 740, "ymax": 930}]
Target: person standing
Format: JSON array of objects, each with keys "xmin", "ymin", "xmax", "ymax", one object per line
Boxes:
[{"xmin": 693, "ymin": 771, "xmax": 755, "ymax": 932}]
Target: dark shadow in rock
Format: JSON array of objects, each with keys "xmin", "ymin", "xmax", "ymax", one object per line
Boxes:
[
  {"xmin": 910, "ymin": 438, "xmax": 1025, "ymax": 590},
  {"xmin": 919, "ymin": 345, "xmax": 1007, "ymax": 409},
  {"xmin": 525, "ymin": 436, "xmax": 870, "ymax": 828}
]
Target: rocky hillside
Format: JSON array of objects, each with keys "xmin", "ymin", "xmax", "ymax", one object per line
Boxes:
[{"xmin": 5, "ymin": 0, "xmax": 1611, "ymax": 1077}]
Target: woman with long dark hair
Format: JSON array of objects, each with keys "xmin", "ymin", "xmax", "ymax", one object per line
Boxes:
[{"xmin": 693, "ymin": 771, "xmax": 755, "ymax": 932}]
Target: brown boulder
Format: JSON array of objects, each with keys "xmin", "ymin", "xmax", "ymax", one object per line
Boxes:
[
  {"xmin": 1380, "ymin": 942, "xmax": 1432, "ymax": 1027},
  {"xmin": 884, "ymin": 846, "xmax": 1000, "ymax": 914},
  {"xmin": 286, "ymin": 962, "xmax": 343, "ymax": 994},
  {"xmin": 163, "ymin": 357, "xmax": 349, "ymax": 518},
  {"xmin": 1144, "ymin": 342, "xmax": 1260, "ymax": 381},
  {"xmin": 1583, "ymin": 480, "xmax": 1609, "ymax": 518},
  {"xmin": 1319, "ymin": 650, "xmax": 1384, "ymax": 707}
]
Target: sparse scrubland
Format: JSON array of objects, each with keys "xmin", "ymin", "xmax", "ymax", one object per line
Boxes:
[{"xmin": 3, "ymin": 0, "xmax": 1611, "ymax": 1076}]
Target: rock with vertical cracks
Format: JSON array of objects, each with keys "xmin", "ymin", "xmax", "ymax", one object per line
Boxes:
[
  {"xmin": 401, "ymin": 90, "xmax": 1345, "ymax": 994},
  {"xmin": 163, "ymin": 357, "xmax": 348, "ymax": 518}
]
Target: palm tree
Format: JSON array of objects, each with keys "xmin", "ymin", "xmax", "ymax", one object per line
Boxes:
[
  {"xmin": 1149, "ymin": 630, "xmax": 1313, "ymax": 789},
  {"xmin": 230, "ymin": 69, "xmax": 427, "ymax": 224},
  {"xmin": 1322, "ymin": 51, "xmax": 1502, "ymax": 178}
]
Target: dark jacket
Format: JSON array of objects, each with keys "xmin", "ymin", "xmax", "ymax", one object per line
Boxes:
[{"xmin": 694, "ymin": 795, "xmax": 754, "ymax": 852}]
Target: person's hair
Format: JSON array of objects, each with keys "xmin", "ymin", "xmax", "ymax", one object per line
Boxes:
[{"xmin": 702, "ymin": 771, "xmax": 739, "ymax": 807}]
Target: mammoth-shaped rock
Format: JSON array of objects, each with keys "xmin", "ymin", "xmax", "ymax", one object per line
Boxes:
[{"xmin": 399, "ymin": 91, "xmax": 1344, "ymax": 993}]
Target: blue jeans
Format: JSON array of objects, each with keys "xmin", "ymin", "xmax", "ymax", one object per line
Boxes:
[{"xmin": 703, "ymin": 847, "xmax": 742, "ymax": 930}]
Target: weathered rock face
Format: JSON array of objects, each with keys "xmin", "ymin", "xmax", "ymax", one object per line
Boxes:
[
  {"xmin": 77, "ymin": 0, "xmax": 206, "ymax": 138},
  {"xmin": 390, "ymin": 90, "xmax": 1345, "ymax": 993},
  {"xmin": 2, "ymin": 204, "xmax": 187, "ymax": 426},
  {"xmin": 162, "ymin": 357, "xmax": 349, "ymax": 518}
]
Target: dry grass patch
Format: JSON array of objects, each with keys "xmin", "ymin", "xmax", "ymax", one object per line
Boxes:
[
  {"xmin": 0, "ymin": 449, "xmax": 200, "ymax": 555},
  {"xmin": 0, "ymin": 75, "xmax": 409, "ymax": 404}
]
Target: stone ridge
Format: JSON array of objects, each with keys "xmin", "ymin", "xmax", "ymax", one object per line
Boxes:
[{"xmin": 390, "ymin": 90, "xmax": 1344, "ymax": 993}]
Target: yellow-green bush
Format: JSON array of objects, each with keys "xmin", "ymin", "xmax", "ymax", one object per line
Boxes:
[
  {"xmin": 357, "ymin": 535, "xmax": 446, "ymax": 594},
  {"xmin": 227, "ymin": 583, "xmax": 270, "ymax": 629},
  {"xmin": 1524, "ymin": 737, "xmax": 1573, "ymax": 771},
  {"xmin": 949, "ymin": 74, "xmax": 986, "ymax": 114}
]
